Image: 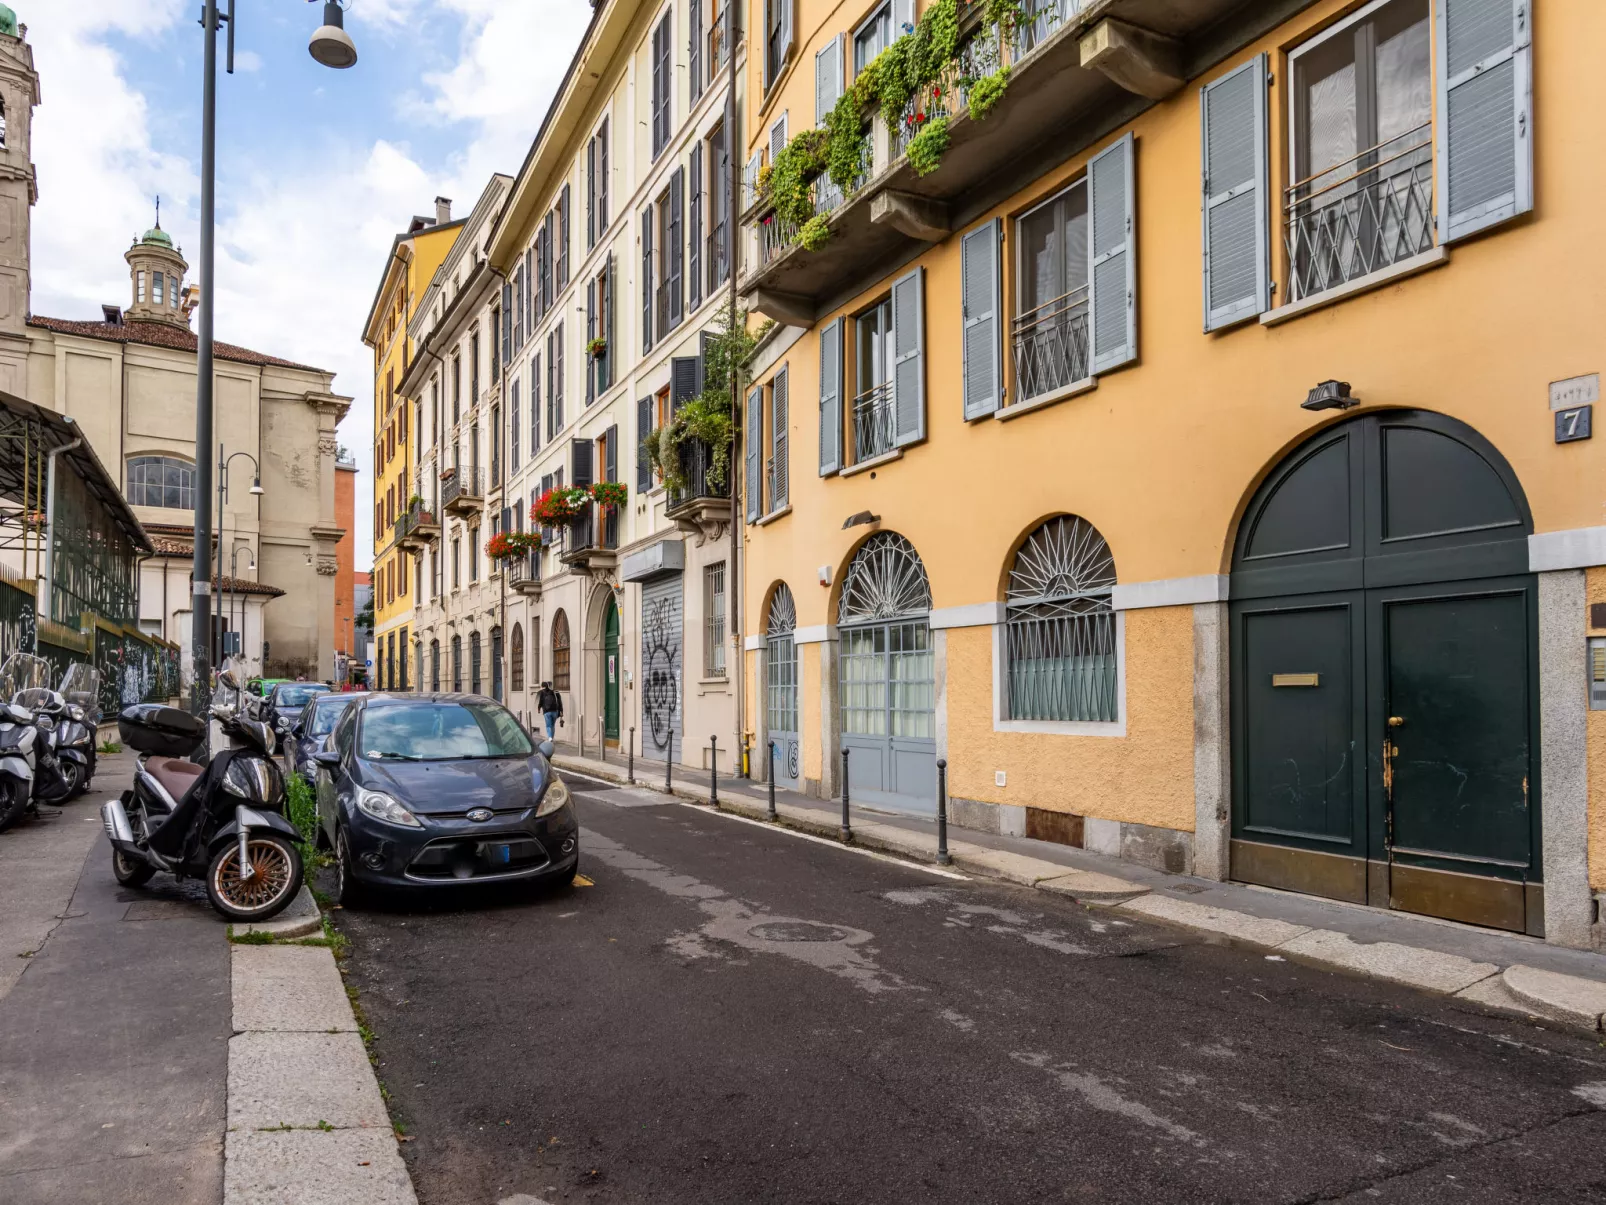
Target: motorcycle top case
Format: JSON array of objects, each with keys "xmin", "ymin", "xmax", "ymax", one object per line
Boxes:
[{"xmin": 118, "ymin": 704, "xmax": 205, "ymax": 758}]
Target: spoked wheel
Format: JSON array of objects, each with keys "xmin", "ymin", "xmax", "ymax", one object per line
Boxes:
[
  {"xmin": 207, "ymin": 833, "xmax": 302, "ymax": 922},
  {"xmin": 112, "ymin": 847, "xmax": 155, "ymax": 887},
  {"xmin": 0, "ymin": 775, "xmax": 27, "ymax": 832}
]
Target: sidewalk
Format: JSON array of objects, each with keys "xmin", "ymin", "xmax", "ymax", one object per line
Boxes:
[{"xmin": 555, "ymin": 750, "xmax": 1606, "ymax": 1032}]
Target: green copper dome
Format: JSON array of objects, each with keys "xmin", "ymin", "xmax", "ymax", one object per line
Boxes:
[
  {"xmin": 140, "ymin": 226, "xmax": 174, "ymax": 248},
  {"xmin": 0, "ymin": 7, "xmax": 17, "ymax": 38}
]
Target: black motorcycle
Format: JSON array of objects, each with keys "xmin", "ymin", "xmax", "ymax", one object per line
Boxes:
[
  {"xmin": 100, "ymin": 662, "xmax": 304, "ymax": 922},
  {"xmin": 57, "ymin": 662, "xmax": 101, "ymax": 798}
]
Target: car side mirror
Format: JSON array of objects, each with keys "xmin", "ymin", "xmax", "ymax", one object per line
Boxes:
[
  {"xmin": 538, "ymin": 739, "xmax": 555, "ymax": 760},
  {"xmin": 313, "ymin": 750, "xmax": 341, "ymax": 768}
]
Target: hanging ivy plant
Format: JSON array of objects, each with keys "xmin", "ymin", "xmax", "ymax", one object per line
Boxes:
[
  {"xmin": 798, "ymin": 214, "xmax": 831, "ymax": 252},
  {"xmin": 906, "ymin": 117, "xmax": 951, "ymax": 176},
  {"xmin": 642, "ymin": 305, "xmax": 762, "ymax": 494},
  {"xmin": 761, "ymin": 127, "xmax": 830, "ymax": 230},
  {"xmin": 967, "ymin": 65, "xmax": 1011, "ymax": 122}
]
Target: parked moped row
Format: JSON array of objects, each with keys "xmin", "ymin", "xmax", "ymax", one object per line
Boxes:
[{"xmin": 0, "ymin": 655, "xmax": 101, "ymax": 831}]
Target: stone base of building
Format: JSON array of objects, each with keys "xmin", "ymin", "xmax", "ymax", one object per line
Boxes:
[{"xmin": 950, "ymin": 797, "xmax": 1193, "ymax": 877}]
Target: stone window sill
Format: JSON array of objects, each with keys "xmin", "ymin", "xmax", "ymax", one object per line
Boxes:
[
  {"xmin": 996, "ymin": 377, "xmax": 1098, "ymax": 422},
  {"xmin": 839, "ymin": 449, "xmax": 902, "ymax": 477},
  {"xmin": 1261, "ymin": 247, "xmax": 1449, "ymax": 328}
]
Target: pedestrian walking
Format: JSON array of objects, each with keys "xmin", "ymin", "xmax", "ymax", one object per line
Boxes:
[{"xmin": 535, "ymin": 680, "xmax": 564, "ymax": 739}]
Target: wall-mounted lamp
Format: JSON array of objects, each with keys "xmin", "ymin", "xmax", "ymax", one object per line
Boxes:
[
  {"xmin": 1301, "ymin": 380, "xmax": 1359, "ymax": 412},
  {"xmin": 842, "ymin": 510, "xmax": 879, "ymax": 530}
]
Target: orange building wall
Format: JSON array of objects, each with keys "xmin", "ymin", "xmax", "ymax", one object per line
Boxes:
[{"xmin": 335, "ymin": 462, "xmax": 357, "ymax": 666}]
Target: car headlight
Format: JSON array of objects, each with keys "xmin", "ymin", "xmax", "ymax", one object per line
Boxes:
[
  {"xmin": 355, "ymin": 787, "xmax": 422, "ymax": 828},
  {"xmin": 534, "ymin": 774, "xmax": 571, "ymax": 818}
]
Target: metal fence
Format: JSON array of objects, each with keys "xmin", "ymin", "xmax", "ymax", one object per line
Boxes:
[
  {"xmin": 852, "ymin": 382, "xmax": 896, "ymax": 463},
  {"xmin": 1011, "ymin": 286, "xmax": 1090, "ymax": 404}
]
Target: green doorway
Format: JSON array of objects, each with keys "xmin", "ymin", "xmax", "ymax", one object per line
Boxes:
[{"xmin": 603, "ymin": 595, "xmax": 620, "ymax": 744}]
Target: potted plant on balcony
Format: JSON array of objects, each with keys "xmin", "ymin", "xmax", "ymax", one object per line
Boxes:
[
  {"xmin": 530, "ymin": 486, "xmax": 589, "ymax": 526},
  {"xmin": 486, "ymin": 531, "xmax": 541, "ymax": 561},
  {"xmin": 642, "ymin": 304, "xmax": 762, "ymax": 495},
  {"xmin": 439, "ymin": 467, "xmax": 456, "ymax": 482},
  {"xmin": 589, "ymin": 481, "xmax": 628, "ymax": 510},
  {"xmin": 585, "ymin": 336, "xmax": 608, "ymax": 358}
]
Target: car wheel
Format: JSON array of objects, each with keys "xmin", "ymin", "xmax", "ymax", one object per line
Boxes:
[{"xmin": 334, "ymin": 827, "xmax": 368, "ymax": 909}]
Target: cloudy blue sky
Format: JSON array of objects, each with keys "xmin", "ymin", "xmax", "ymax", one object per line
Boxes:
[{"xmin": 24, "ymin": 1, "xmax": 591, "ymax": 568}]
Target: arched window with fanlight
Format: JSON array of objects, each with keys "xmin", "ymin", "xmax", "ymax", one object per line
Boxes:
[
  {"xmin": 470, "ymin": 630, "xmax": 483, "ymax": 695},
  {"xmin": 764, "ymin": 584, "xmax": 800, "ymax": 788},
  {"xmin": 127, "ymin": 455, "xmax": 195, "ymax": 510},
  {"xmin": 450, "ymin": 634, "xmax": 463, "ymax": 692},
  {"xmin": 1004, "ymin": 516, "xmax": 1118, "ymax": 722},
  {"xmin": 510, "ymin": 623, "xmax": 525, "ymax": 693},
  {"xmin": 551, "ymin": 609, "xmax": 571, "ymax": 690},
  {"xmin": 429, "ymin": 639, "xmax": 441, "ymax": 692}
]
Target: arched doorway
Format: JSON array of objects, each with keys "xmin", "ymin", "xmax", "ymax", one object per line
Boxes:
[
  {"xmin": 603, "ymin": 595, "xmax": 620, "ymax": 746},
  {"xmin": 765, "ymin": 584, "xmax": 800, "ymax": 790},
  {"xmin": 1230, "ymin": 410, "xmax": 1540, "ymax": 934},
  {"xmin": 837, "ymin": 532, "xmax": 936, "ymax": 812}
]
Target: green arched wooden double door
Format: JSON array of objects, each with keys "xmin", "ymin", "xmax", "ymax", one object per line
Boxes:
[
  {"xmin": 603, "ymin": 596, "xmax": 620, "ymax": 745},
  {"xmin": 1230, "ymin": 411, "xmax": 1542, "ymax": 935}
]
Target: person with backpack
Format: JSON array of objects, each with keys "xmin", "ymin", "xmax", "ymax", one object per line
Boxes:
[{"xmin": 535, "ymin": 681, "xmax": 564, "ymax": 739}]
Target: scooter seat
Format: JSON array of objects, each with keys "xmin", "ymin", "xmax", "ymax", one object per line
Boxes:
[{"xmin": 146, "ymin": 757, "xmax": 204, "ymax": 803}]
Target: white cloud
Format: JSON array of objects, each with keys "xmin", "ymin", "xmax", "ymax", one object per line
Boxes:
[
  {"xmin": 21, "ymin": 1, "xmax": 589, "ymax": 572},
  {"xmin": 231, "ymin": 48, "xmax": 263, "ymax": 74}
]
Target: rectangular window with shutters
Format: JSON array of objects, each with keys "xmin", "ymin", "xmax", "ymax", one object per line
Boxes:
[
  {"xmin": 469, "ymin": 525, "xmax": 480, "ymax": 582},
  {"xmin": 766, "ymin": 366, "xmax": 789, "ymax": 512},
  {"xmin": 557, "ymin": 184, "xmax": 571, "ymax": 289},
  {"xmin": 851, "ymin": 297, "xmax": 895, "ymax": 463},
  {"xmin": 530, "ymin": 355, "xmax": 541, "ymax": 454},
  {"xmin": 637, "ymin": 396, "xmax": 655, "ymax": 493},
  {"xmin": 641, "ymin": 206, "xmax": 654, "ymax": 353},
  {"xmin": 1286, "ymin": 0, "xmax": 1433, "ymax": 303},
  {"xmin": 651, "ymin": 13, "xmax": 672, "ymax": 159},
  {"xmin": 1012, "ymin": 182, "xmax": 1089, "ymax": 406},
  {"xmin": 689, "ymin": 0, "xmax": 704, "ymax": 104},
  {"xmin": 689, "ymin": 145, "xmax": 703, "ymax": 311},
  {"xmin": 598, "ymin": 118, "xmax": 610, "ymax": 233},
  {"xmin": 764, "ymin": 0, "xmax": 792, "ymax": 93},
  {"xmin": 704, "ymin": 562, "xmax": 727, "ymax": 677},
  {"xmin": 490, "ymin": 307, "xmax": 501, "ymax": 383},
  {"xmin": 707, "ymin": 124, "xmax": 729, "ymax": 290},
  {"xmin": 587, "ymin": 136, "xmax": 597, "ymax": 250},
  {"xmin": 667, "ymin": 169, "xmax": 685, "ymax": 330},
  {"xmin": 853, "ymin": 2, "xmax": 890, "ymax": 75}
]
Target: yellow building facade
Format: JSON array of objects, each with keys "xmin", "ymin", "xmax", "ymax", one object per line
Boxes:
[
  {"xmin": 738, "ymin": 0, "xmax": 1606, "ymax": 947},
  {"xmin": 361, "ymin": 206, "xmax": 464, "ymax": 688}
]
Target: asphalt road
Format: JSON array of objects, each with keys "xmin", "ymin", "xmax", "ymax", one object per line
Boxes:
[{"xmin": 332, "ymin": 772, "xmax": 1606, "ymax": 1205}]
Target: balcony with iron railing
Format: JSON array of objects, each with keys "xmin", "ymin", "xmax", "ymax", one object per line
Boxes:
[
  {"xmin": 1285, "ymin": 123, "xmax": 1434, "ymax": 305},
  {"xmin": 441, "ymin": 466, "xmax": 485, "ymax": 517},
  {"xmin": 851, "ymin": 381, "xmax": 895, "ymax": 464},
  {"xmin": 558, "ymin": 501, "xmax": 620, "ymax": 570},
  {"xmin": 1009, "ymin": 285, "xmax": 1090, "ymax": 410},
  {"xmin": 742, "ymin": 0, "xmax": 1257, "ymax": 318},
  {"xmin": 666, "ymin": 437, "xmax": 733, "ymax": 539},
  {"xmin": 508, "ymin": 550, "xmax": 542, "ymax": 597},
  {"xmin": 394, "ymin": 499, "xmax": 440, "ymax": 551}
]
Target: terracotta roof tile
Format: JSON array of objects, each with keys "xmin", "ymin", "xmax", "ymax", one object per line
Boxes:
[{"xmin": 28, "ymin": 316, "xmax": 324, "ymax": 373}]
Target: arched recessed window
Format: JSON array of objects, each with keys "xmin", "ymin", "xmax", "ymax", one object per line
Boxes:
[
  {"xmin": 1004, "ymin": 516, "xmax": 1118, "ymax": 722},
  {"xmin": 510, "ymin": 623, "xmax": 525, "ymax": 693},
  {"xmin": 450, "ymin": 634, "xmax": 463, "ymax": 692},
  {"xmin": 470, "ymin": 630, "xmax": 483, "ymax": 695},
  {"xmin": 766, "ymin": 584, "xmax": 797, "ymax": 737},
  {"xmin": 551, "ymin": 610, "xmax": 571, "ymax": 691},
  {"xmin": 491, "ymin": 625, "xmax": 504, "ymax": 700},
  {"xmin": 531, "ymin": 616, "xmax": 542, "ymax": 686},
  {"xmin": 128, "ymin": 456, "xmax": 195, "ymax": 510},
  {"xmin": 429, "ymin": 639, "xmax": 441, "ymax": 692}
]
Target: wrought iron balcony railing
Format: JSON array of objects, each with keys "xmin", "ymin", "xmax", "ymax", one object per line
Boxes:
[
  {"xmin": 560, "ymin": 501, "xmax": 619, "ymax": 563},
  {"xmin": 1010, "ymin": 285, "xmax": 1090, "ymax": 405},
  {"xmin": 851, "ymin": 381, "xmax": 895, "ymax": 464},
  {"xmin": 441, "ymin": 466, "xmax": 485, "ymax": 514},
  {"xmin": 1286, "ymin": 123, "xmax": 1434, "ymax": 304}
]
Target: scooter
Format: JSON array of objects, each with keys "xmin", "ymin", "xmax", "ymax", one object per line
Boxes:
[
  {"xmin": 56, "ymin": 663, "xmax": 101, "ymax": 798},
  {"xmin": 100, "ymin": 658, "xmax": 304, "ymax": 922},
  {"xmin": 0, "ymin": 653, "xmax": 75, "ymax": 831}
]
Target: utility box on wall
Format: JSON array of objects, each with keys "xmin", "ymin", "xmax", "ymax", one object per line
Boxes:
[{"xmin": 1590, "ymin": 638, "xmax": 1606, "ymax": 711}]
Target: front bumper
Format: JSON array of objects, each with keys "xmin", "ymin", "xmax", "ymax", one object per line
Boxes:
[{"xmin": 342, "ymin": 801, "xmax": 579, "ymax": 888}]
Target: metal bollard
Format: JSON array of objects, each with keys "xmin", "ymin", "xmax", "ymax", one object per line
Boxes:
[
  {"xmin": 840, "ymin": 747, "xmax": 851, "ymax": 842},
  {"xmin": 599, "ymin": 717, "xmax": 606, "ymax": 764},
  {"xmin": 665, "ymin": 730, "xmax": 673, "ymax": 795},
  {"xmin": 936, "ymin": 758, "xmax": 951, "ymax": 865},
  {"xmin": 628, "ymin": 726, "xmax": 635, "ymax": 784},
  {"xmin": 709, "ymin": 735, "xmax": 718, "ymax": 806},
  {"xmin": 767, "ymin": 740, "xmax": 777, "ymax": 821}
]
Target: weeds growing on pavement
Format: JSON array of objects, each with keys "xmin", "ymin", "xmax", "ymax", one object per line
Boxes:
[
  {"xmin": 97, "ymin": 741, "xmax": 122, "ymax": 754},
  {"xmin": 284, "ymin": 773, "xmax": 327, "ymax": 871}
]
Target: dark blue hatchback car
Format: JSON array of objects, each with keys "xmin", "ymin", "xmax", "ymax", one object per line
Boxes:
[
  {"xmin": 312, "ymin": 693, "xmax": 578, "ymax": 905},
  {"xmin": 289, "ymin": 692, "xmax": 366, "ymax": 779}
]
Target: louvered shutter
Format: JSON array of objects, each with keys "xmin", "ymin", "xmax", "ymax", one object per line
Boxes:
[
  {"xmin": 769, "ymin": 113, "xmax": 788, "ymax": 168},
  {"xmin": 771, "ymin": 366, "xmax": 789, "ymax": 509},
  {"xmin": 501, "ymin": 282, "xmax": 513, "ymax": 363},
  {"xmin": 530, "ymin": 355, "xmax": 541, "ymax": 452},
  {"xmin": 641, "ymin": 207, "xmax": 653, "ymax": 352},
  {"xmin": 1201, "ymin": 55, "xmax": 1269, "ymax": 331},
  {"xmin": 960, "ymin": 219, "xmax": 1002, "ymax": 419},
  {"xmin": 1089, "ymin": 132, "xmax": 1137, "ymax": 373},
  {"xmin": 571, "ymin": 438, "xmax": 594, "ymax": 489},
  {"xmin": 558, "ymin": 184, "xmax": 571, "ymax": 288},
  {"xmin": 818, "ymin": 317, "xmax": 842, "ymax": 475},
  {"xmin": 689, "ymin": 0, "xmax": 703, "ymax": 102},
  {"xmin": 744, "ymin": 150, "xmax": 762, "ymax": 209},
  {"xmin": 745, "ymin": 384, "xmax": 763, "ymax": 522},
  {"xmin": 637, "ymin": 397, "xmax": 654, "ymax": 492},
  {"xmin": 605, "ymin": 253, "xmax": 617, "ymax": 390},
  {"xmin": 892, "ymin": 0, "xmax": 915, "ymax": 37},
  {"xmin": 540, "ymin": 472, "xmax": 554, "ymax": 547},
  {"xmin": 689, "ymin": 144, "xmax": 704, "ymax": 310},
  {"xmin": 586, "ymin": 278, "xmax": 597, "ymax": 405},
  {"xmin": 671, "ymin": 356, "xmax": 700, "ymax": 415},
  {"xmin": 1437, "ymin": 0, "xmax": 1532, "ymax": 244},
  {"xmin": 668, "ymin": 168, "xmax": 685, "ymax": 328},
  {"xmin": 587, "ymin": 137, "xmax": 597, "ymax": 248},
  {"xmin": 599, "ymin": 120, "xmax": 610, "ymax": 230},
  {"xmin": 815, "ymin": 37, "xmax": 846, "ymax": 210},
  {"xmin": 890, "ymin": 267, "xmax": 925, "ymax": 447},
  {"xmin": 780, "ymin": 0, "xmax": 794, "ymax": 71},
  {"xmin": 605, "ymin": 424, "xmax": 618, "ymax": 484}
]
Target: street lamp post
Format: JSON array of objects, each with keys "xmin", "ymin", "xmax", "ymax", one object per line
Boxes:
[
  {"xmin": 215, "ymin": 446, "xmax": 262, "ymax": 666},
  {"xmin": 188, "ymin": 0, "xmax": 356, "ymax": 729}
]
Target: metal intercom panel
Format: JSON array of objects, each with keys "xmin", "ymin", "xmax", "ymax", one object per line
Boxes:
[{"xmin": 1590, "ymin": 638, "xmax": 1606, "ymax": 711}]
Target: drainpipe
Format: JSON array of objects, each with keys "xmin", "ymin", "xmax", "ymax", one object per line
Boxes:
[
  {"xmin": 40, "ymin": 423, "xmax": 85, "ymax": 627},
  {"xmin": 726, "ymin": 0, "xmax": 745, "ymax": 776}
]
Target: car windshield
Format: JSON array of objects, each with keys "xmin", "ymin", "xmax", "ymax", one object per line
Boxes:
[
  {"xmin": 275, "ymin": 684, "xmax": 330, "ymax": 707},
  {"xmin": 358, "ymin": 700, "xmax": 534, "ymax": 762},
  {"xmin": 308, "ymin": 696, "xmax": 357, "ymax": 736}
]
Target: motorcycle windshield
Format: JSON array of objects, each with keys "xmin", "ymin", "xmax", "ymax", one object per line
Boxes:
[
  {"xmin": 215, "ymin": 654, "xmax": 250, "ymax": 714},
  {"xmin": 0, "ymin": 653, "xmax": 52, "ymax": 703},
  {"xmin": 59, "ymin": 663, "xmax": 99, "ymax": 711}
]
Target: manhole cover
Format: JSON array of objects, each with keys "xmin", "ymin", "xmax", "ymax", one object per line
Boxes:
[{"xmin": 747, "ymin": 920, "xmax": 848, "ymax": 943}]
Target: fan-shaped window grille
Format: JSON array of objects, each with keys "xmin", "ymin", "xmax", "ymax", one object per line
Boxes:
[
  {"xmin": 1005, "ymin": 516, "xmax": 1118, "ymax": 722},
  {"xmin": 766, "ymin": 584, "xmax": 797, "ymax": 734},
  {"xmin": 551, "ymin": 610, "xmax": 571, "ymax": 691},
  {"xmin": 838, "ymin": 533, "xmax": 932, "ymax": 625}
]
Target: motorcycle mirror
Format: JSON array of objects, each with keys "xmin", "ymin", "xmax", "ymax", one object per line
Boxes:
[
  {"xmin": 312, "ymin": 750, "xmax": 341, "ymax": 768},
  {"xmin": 218, "ymin": 671, "xmax": 241, "ymax": 692}
]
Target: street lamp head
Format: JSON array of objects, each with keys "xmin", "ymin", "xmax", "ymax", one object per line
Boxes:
[
  {"xmin": 249, "ymin": 476, "xmax": 264, "ymax": 495},
  {"xmin": 310, "ymin": 1, "xmax": 358, "ymax": 70}
]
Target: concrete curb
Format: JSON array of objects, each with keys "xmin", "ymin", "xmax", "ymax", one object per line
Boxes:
[
  {"xmin": 226, "ymin": 939, "xmax": 417, "ymax": 1204},
  {"xmin": 554, "ymin": 754, "xmax": 1606, "ymax": 1030},
  {"xmin": 237, "ymin": 885, "xmax": 322, "ymax": 940}
]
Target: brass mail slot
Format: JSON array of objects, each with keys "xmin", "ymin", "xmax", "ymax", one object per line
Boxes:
[{"xmin": 1272, "ymin": 673, "xmax": 1320, "ymax": 687}]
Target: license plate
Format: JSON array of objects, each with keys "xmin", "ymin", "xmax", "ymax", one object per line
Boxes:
[{"xmin": 488, "ymin": 843, "xmax": 513, "ymax": 865}]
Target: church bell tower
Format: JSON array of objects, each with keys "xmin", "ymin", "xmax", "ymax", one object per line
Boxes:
[{"xmin": 0, "ymin": 7, "xmax": 39, "ymax": 393}]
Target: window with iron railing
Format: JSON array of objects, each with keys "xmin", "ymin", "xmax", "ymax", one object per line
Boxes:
[
  {"xmin": 1004, "ymin": 516, "xmax": 1118, "ymax": 723},
  {"xmin": 1012, "ymin": 180, "xmax": 1089, "ymax": 405},
  {"xmin": 852, "ymin": 298, "xmax": 895, "ymax": 462},
  {"xmin": 1286, "ymin": 0, "xmax": 1432, "ymax": 303},
  {"xmin": 704, "ymin": 562, "xmax": 727, "ymax": 677}
]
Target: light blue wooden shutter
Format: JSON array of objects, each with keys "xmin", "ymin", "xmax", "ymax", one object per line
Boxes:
[
  {"xmin": 1089, "ymin": 133, "xmax": 1136, "ymax": 374},
  {"xmin": 890, "ymin": 266, "xmax": 925, "ymax": 447},
  {"xmin": 819, "ymin": 317, "xmax": 842, "ymax": 475},
  {"xmin": 1436, "ymin": 0, "xmax": 1532, "ymax": 244},
  {"xmin": 636, "ymin": 397, "xmax": 653, "ymax": 493},
  {"xmin": 961, "ymin": 219, "xmax": 1002, "ymax": 419},
  {"xmin": 893, "ymin": 0, "xmax": 915, "ymax": 37},
  {"xmin": 815, "ymin": 38, "xmax": 845, "ymax": 211},
  {"xmin": 771, "ymin": 366, "xmax": 789, "ymax": 509},
  {"xmin": 1201, "ymin": 55, "xmax": 1269, "ymax": 331},
  {"xmin": 780, "ymin": 0, "xmax": 794, "ymax": 70},
  {"xmin": 745, "ymin": 385, "xmax": 764, "ymax": 521}
]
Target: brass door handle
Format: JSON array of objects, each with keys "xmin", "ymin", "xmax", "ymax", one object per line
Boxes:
[{"xmin": 1387, "ymin": 716, "xmax": 1405, "ymax": 728}]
